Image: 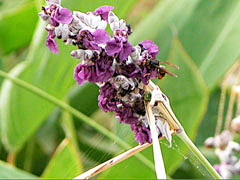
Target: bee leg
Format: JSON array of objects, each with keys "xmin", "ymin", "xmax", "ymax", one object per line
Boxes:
[
  {"xmin": 160, "ymin": 67, "xmax": 178, "ymax": 78},
  {"xmin": 158, "ymin": 60, "xmax": 179, "ymax": 69}
]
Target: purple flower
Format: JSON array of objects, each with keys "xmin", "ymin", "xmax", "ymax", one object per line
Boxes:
[
  {"xmin": 115, "ymin": 105, "xmax": 138, "ymax": 124},
  {"xmin": 106, "ymin": 39, "xmax": 133, "ymax": 60},
  {"xmin": 93, "ymin": 29, "xmax": 111, "ymax": 44},
  {"xmin": 74, "ymin": 55, "xmax": 114, "ymax": 85},
  {"xmin": 46, "ymin": 32, "xmax": 59, "ymax": 54},
  {"xmin": 98, "ymin": 82, "xmax": 118, "ymax": 112},
  {"xmin": 117, "ymin": 63, "xmax": 141, "ymax": 78},
  {"xmin": 131, "ymin": 124, "xmax": 152, "ymax": 144},
  {"xmin": 78, "ymin": 30, "xmax": 110, "ymax": 51},
  {"xmin": 140, "ymin": 66, "xmax": 158, "ymax": 85},
  {"xmin": 53, "ymin": 7, "xmax": 73, "ymax": 24},
  {"xmin": 106, "ymin": 29, "xmax": 133, "ymax": 60},
  {"xmin": 140, "ymin": 40, "xmax": 159, "ymax": 59},
  {"xmin": 94, "ymin": 6, "xmax": 114, "ymax": 22}
]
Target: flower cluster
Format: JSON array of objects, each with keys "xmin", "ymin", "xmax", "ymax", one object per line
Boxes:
[
  {"xmin": 39, "ymin": 0, "xmax": 173, "ymax": 144},
  {"xmin": 205, "ymin": 130, "xmax": 240, "ymax": 178}
]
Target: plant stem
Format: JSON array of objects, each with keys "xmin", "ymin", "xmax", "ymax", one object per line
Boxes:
[
  {"xmin": 74, "ymin": 141, "xmax": 152, "ymax": 179},
  {"xmin": 178, "ymin": 131, "xmax": 222, "ymax": 179},
  {"xmin": 215, "ymin": 80, "xmax": 227, "ymax": 136},
  {"xmin": 0, "ymin": 70, "xmax": 154, "ymax": 171},
  {"xmin": 224, "ymin": 88, "xmax": 236, "ymax": 130},
  {"xmin": 145, "ymin": 100, "xmax": 166, "ymax": 179}
]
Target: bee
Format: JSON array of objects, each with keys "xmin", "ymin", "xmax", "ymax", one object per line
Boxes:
[{"xmin": 142, "ymin": 59, "xmax": 179, "ymax": 79}]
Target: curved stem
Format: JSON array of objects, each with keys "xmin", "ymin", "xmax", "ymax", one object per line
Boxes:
[
  {"xmin": 178, "ymin": 131, "xmax": 222, "ymax": 179},
  {"xmin": 215, "ymin": 81, "xmax": 227, "ymax": 136},
  {"xmin": 236, "ymin": 93, "xmax": 240, "ymax": 116},
  {"xmin": 224, "ymin": 89, "xmax": 236, "ymax": 130},
  {"xmin": 0, "ymin": 70, "xmax": 154, "ymax": 171}
]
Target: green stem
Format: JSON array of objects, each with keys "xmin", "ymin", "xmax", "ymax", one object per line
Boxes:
[
  {"xmin": 0, "ymin": 70, "xmax": 154, "ymax": 171},
  {"xmin": 178, "ymin": 131, "xmax": 222, "ymax": 179}
]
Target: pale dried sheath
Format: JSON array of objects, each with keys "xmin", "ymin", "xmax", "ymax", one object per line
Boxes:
[{"xmin": 145, "ymin": 100, "xmax": 167, "ymax": 179}]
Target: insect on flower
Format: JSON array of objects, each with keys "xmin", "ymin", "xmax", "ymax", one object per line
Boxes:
[{"xmin": 39, "ymin": 0, "xmax": 184, "ymax": 178}]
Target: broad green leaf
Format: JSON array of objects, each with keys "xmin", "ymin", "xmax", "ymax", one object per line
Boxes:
[
  {"xmin": 0, "ymin": 1, "xmax": 38, "ymax": 54},
  {"xmin": 36, "ymin": 108, "xmax": 65, "ymax": 155},
  {"xmin": 0, "ymin": 160, "xmax": 38, "ymax": 179},
  {"xmin": 0, "ymin": 0, "xmax": 138, "ymax": 152},
  {"xmin": 101, "ymin": 39, "xmax": 208, "ymax": 178},
  {"xmin": 130, "ymin": 0, "xmax": 240, "ymax": 89},
  {"xmin": 158, "ymin": 39, "xmax": 208, "ymax": 174},
  {"xmin": 41, "ymin": 139, "xmax": 82, "ymax": 179},
  {"xmin": 0, "ymin": 21, "xmax": 78, "ymax": 151},
  {"xmin": 195, "ymin": 87, "xmax": 222, "ymax": 145}
]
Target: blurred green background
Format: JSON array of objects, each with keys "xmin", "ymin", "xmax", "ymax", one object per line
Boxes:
[{"xmin": 0, "ymin": 0, "xmax": 240, "ymax": 179}]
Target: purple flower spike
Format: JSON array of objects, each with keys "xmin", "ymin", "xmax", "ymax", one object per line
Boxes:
[
  {"xmin": 94, "ymin": 6, "xmax": 114, "ymax": 22},
  {"xmin": 46, "ymin": 33, "xmax": 59, "ymax": 54},
  {"xmin": 53, "ymin": 7, "xmax": 73, "ymax": 24},
  {"xmin": 40, "ymin": 3, "xmax": 172, "ymax": 145},
  {"xmin": 140, "ymin": 40, "xmax": 159, "ymax": 59}
]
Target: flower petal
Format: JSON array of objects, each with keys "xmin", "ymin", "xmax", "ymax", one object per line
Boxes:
[
  {"xmin": 94, "ymin": 6, "xmax": 114, "ymax": 22},
  {"xmin": 106, "ymin": 39, "xmax": 122, "ymax": 56},
  {"xmin": 119, "ymin": 41, "xmax": 133, "ymax": 60},
  {"xmin": 46, "ymin": 35, "xmax": 59, "ymax": 54},
  {"xmin": 93, "ymin": 29, "xmax": 111, "ymax": 44},
  {"xmin": 54, "ymin": 7, "xmax": 73, "ymax": 24}
]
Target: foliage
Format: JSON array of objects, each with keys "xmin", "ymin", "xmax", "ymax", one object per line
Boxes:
[{"xmin": 0, "ymin": 0, "xmax": 239, "ymax": 178}]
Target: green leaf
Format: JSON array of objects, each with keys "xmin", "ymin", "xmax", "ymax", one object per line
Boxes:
[
  {"xmin": 0, "ymin": 22, "xmax": 78, "ymax": 151},
  {"xmin": 0, "ymin": 160, "xmax": 38, "ymax": 179},
  {"xmin": 130, "ymin": 0, "xmax": 240, "ymax": 89},
  {"xmin": 101, "ymin": 39, "xmax": 208, "ymax": 178},
  {"xmin": 41, "ymin": 139, "xmax": 82, "ymax": 179},
  {"xmin": 0, "ymin": 0, "xmax": 138, "ymax": 152},
  {"xmin": 158, "ymin": 39, "xmax": 208, "ymax": 174},
  {"xmin": 0, "ymin": 1, "xmax": 38, "ymax": 54}
]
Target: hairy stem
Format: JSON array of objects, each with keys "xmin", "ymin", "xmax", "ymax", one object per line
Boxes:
[
  {"xmin": 178, "ymin": 131, "xmax": 222, "ymax": 179},
  {"xmin": 0, "ymin": 70, "xmax": 154, "ymax": 171}
]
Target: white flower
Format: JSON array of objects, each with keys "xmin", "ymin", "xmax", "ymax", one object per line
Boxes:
[
  {"xmin": 231, "ymin": 116, "xmax": 240, "ymax": 133},
  {"xmin": 38, "ymin": 12, "xmax": 50, "ymax": 22},
  {"xmin": 71, "ymin": 49, "xmax": 97, "ymax": 61},
  {"xmin": 73, "ymin": 11, "xmax": 107, "ymax": 32},
  {"xmin": 55, "ymin": 24, "xmax": 70, "ymax": 41},
  {"xmin": 108, "ymin": 11, "xmax": 127, "ymax": 31},
  {"xmin": 130, "ymin": 45, "xmax": 141, "ymax": 62}
]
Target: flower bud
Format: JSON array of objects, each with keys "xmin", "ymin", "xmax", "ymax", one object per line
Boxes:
[
  {"xmin": 231, "ymin": 116, "xmax": 240, "ymax": 133},
  {"xmin": 204, "ymin": 137, "xmax": 215, "ymax": 148}
]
